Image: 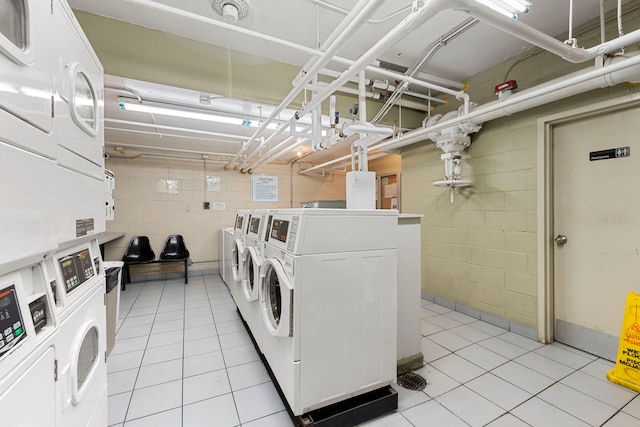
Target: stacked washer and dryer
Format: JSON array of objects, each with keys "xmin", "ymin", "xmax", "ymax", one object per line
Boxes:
[
  {"xmin": 0, "ymin": 1, "xmax": 107, "ymax": 426},
  {"xmin": 226, "ymin": 208, "xmax": 398, "ymax": 417}
]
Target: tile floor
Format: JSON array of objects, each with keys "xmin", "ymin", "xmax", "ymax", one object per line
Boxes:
[{"xmin": 107, "ymin": 275, "xmax": 640, "ymax": 426}]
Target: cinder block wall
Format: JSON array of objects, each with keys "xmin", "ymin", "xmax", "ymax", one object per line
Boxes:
[
  {"xmin": 402, "ymin": 5, "xmax": 640, "ymax": 329},
  {"xmin": 104, "ymin": 157, "xmax": 345, "ymax": 273}
]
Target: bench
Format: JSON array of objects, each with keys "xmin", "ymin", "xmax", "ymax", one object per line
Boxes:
[
  {"xmin": 122, "ymin": 258, "xmax": 189, "ymax": 290},
  {"xmin": 121, "ymin": 235, "xmax": 190, "ymax": 290}
]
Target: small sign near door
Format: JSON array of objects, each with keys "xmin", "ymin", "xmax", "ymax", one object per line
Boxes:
[{"xmin": 589, "ymin": 146, "xmax": 630, "ymax": 161}]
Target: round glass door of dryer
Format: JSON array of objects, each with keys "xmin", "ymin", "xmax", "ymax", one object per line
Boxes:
[
  {"xmin": 69, "ymin": 64, "xmax": 98, "ymax": 136},
  {"xmin": 265, "ymin": 266, "xmax": 282, "ymax": 327},
  {"xmin": 242, "ymin": 247, "xmax": 260, "ymax": 301},
  {"xmin": 71, "ymin": 322, "xmax": 101, "ymax": 404},
  {"xmin": 259, "ymin": 259, "xmax": 292, "ymax": 337}
]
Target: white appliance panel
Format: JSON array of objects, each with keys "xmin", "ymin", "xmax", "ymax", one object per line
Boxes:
[
  {"xmin": 0, "ymin": 141, "xmax": 57, "ymax": 271},
  {"xmin": 0, "ymin": 0, "xmax": 55, "ymax": 160},
  {"xmin": 55, "ymin": 284, "xmax": 107, "ymax": 427},
  {"xmin": 54, "ymin": 0, "xmax": 104, "ymax": 170},
  {"xmin": 56, "ymin": 166, "xmax": 105, "ymax": 245}
]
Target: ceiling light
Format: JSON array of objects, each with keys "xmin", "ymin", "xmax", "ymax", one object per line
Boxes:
[
  {"xmin": 118, "ymin": 100, "xmax": 280, "ymax": 130},
  {"xmin": 296, "ymin": 150, "xmax": 303, "ymax": 157},
  {"xmin": 474, "ymin": 0, "xmax": 531, "ymax": 19}
]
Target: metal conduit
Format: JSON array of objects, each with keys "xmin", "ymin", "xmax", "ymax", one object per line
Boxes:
[{"xmin": 225, "ymin": 0, "xmax": 386, "ymax": 170}]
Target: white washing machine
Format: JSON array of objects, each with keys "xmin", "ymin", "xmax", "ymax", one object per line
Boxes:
[
  {"xmin": 0, "ymin": 261, "xmax": 59, "ymax": 426},
  {"xmin": 53, "ymin": 0, "xmax": 105, "ymax": 246},
  {"xmin": 258, "ymin": 209, "xmax": 398, "ymax": 415},
  {"xmin": 0, "ymin": 0, "xmax": 57, "ymax": 273},
  {"xmin": 219, "ymin": 227, "xmax": 235, "ymax": 287},
  {"xmin": 43, "ymin": 239, "xmax": 107, "ymax": 427},
  {"xmin": 239, "ymin": 210, "xmax": 270, "ymax": 349},
  {"xmin": 230, "ymin": 210, "xmax": 251, "ymax": 303}
]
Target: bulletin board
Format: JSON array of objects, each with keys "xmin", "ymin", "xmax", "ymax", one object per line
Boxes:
[{"xmin": 251, "ymin": 174, "xmax": 279, "ymax": 202}]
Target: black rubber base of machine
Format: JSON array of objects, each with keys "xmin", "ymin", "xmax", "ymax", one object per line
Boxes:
[{"xmin": 295, "ymin": 386, "xmax": 398, "ymax": 427}]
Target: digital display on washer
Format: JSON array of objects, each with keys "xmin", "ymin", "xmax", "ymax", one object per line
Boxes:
[
  {"xmin": 249, "ymin": 217, "xmax": 261, "ymax": 234},
  {"xmin": 0, "ymin": 285, "xmax": 27, "ymax": 358},
  {"xmin": 264, "ymin": 215, "xmax": 273, "ymax": 242},
  {"xmin": 270, "ymin": 219, "xmax": 289, "ymax": 243},
  {"xmin": 59, "ymin": 248, "xmax": 95, "ymax": 294},
  {"xmin": 234, "ymin": 214, "xmax": 244, "ymax": 230}
]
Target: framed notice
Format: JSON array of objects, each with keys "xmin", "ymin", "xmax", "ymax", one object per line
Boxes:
[{"xmin": 251, "ymin": 174, "xmax": 279, "ymax": 203}]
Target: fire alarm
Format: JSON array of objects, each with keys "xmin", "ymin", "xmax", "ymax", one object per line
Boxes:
[{"xmin": 494, "ymin": 80, "xmax": 518, "ymax": 94}]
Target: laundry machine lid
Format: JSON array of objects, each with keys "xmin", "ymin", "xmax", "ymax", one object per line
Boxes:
[
  {"xmin": 241, "ymin": 246, "xmax": 260, "ymax": 302},
  {"xmin": 260, "ymin": 258, "xmax": 292, "ymax": 338}
]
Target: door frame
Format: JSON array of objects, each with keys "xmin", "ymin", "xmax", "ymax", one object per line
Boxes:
[{"xmin": 536, "ymin": 92, "xmax": 640, "ymax": 343}]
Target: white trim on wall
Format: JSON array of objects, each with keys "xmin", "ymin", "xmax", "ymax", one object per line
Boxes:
[{"xmin": 536, "ymin": 92, "xmax": 640, "ymax": 343}]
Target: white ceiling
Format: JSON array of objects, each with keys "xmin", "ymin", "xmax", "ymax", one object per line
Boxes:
[{"xmin": 70, "ymin": 0, "xmax": 628, "ymax": 168}]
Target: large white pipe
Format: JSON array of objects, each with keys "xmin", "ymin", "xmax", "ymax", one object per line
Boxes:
[
  {"xmin": 459, "ymin": 1, "xmax": 640, "ymax": 62},
  {"xmin": 380, "ymin": 52, "xmax": 640, "ymax": 151},
  {"xmin": 249, "ymin": 137, "xmax": 310, "ymax": 173},
  {"xmin": 225, "ymin": 0, "xmax": 386, "ymax": 169},
  {"xmin": 243, "ymin": 126, "xmax": 312, "ymax": 173}
]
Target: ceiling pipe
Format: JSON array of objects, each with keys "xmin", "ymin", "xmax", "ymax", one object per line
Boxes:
[
  {"xmin": 105, "ymin": 142, "xmax": 234, "ymax": 157},
  {"xmin": 380, "ymin": 52, "xmax": 640, "ymax": 151},
  {"xmin": 130, "ymin": 0, "xmax": 640, "ymax": 171},
  {"xmin": 225, "ymin": 0, "xmax": 386, "ymax": 169},
  {"xmin": 301, "ymin": 52, "xmax": 640, "ymax": 171},
  {"xmin": 242, "ymin": 126, "xmax": 313, "ymax": 173},
  {"xmin": 460, "ymin": 0, "xmax": 640, "ymax": 62},
  {"xmin": 249, "ymin": 137, "xmax": 311, "ymax": 173}
]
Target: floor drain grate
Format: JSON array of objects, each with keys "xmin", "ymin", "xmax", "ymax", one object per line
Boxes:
[{"xmin": 397, "ymin": 372, "xmax": 427, "ymax": 391}]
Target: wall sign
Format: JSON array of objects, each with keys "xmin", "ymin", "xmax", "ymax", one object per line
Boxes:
[
  {"xmin": 251, "ymin": 174, "xmax": 279, "ymax": 203},
  {"xmin": 590, "ymin": 146, "xmax": 630, "ymax": 161}
]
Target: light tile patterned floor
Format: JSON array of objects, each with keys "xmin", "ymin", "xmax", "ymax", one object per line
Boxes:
[{"xmin": 107, "ymin": 275, "xmax": 640, "ymax": 426}]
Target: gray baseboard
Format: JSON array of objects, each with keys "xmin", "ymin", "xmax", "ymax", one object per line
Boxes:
[
  {"xmin": 421, "ymin": 291, "xmax": 538, "ymax": 341},
  {"xmin": 555, "ymin": 319, "xmax": 618, "ymax": 362}
]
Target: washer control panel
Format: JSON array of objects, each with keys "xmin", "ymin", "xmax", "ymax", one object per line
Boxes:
[
  {"xmin": 59, "ymin": 247, "xmax": 95, "ymax": 294},
  {"xmin": 0, "ymin": 285, "xmax": 27, "ymax": 360}
]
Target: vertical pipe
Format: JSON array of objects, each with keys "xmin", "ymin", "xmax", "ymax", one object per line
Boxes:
[
  {"xmin": 568, "ymin": 0, "xmax": 574, "ymax": 42},
  {"xmin": 329, "ymin": 95, "xmax": 336, "ymax": 132},
  {"xmin": 600, "ymin": 0, "xmax": 606, "ymax": 44},
  {"xmin": 358, "ymin": 70, "xmax": 367, "ymax": 171},
  {"xmin": 358, "ymin": 70, "xmax": 367, "ymax": 123},
  {"xmin": 312, "ymin": 75, "xmax": 322, "ymax": 151}
]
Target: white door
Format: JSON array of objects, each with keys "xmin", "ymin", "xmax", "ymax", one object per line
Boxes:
[{"xmin": 553, "ymin": 105, "xmax": 640, "ymax": 360}]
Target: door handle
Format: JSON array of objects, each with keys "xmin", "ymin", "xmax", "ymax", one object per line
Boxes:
[{"xmin": 554, "ymin": 234, "xmax": 568, "ymax": 245}]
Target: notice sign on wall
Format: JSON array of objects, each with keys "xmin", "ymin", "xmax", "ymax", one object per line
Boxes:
[{"xmin": 251, "ymin": 174, "xmax": 279, "ymax": 203}]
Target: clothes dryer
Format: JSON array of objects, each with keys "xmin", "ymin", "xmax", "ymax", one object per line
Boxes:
[
  {"xmin": 0, "ymin": 0, "xmax": 57, "ymax": 271},
  {"xmin": 53, "ymin": 0, "xmax": 105, "ymax": 246},
  {"xmin": 230, "ymin": 210, "xmax": 250, "ymax": 302},
  {"xmin": 0, "ymin": 261, "xmax": 59, "ymax": 427},
  {"xmin": 45, "ymin": 239, "xmax": 107, "ymax": 427},
  {"xmin": 258, "ymin": 209, "xmax": 398, "ymax": 415}
]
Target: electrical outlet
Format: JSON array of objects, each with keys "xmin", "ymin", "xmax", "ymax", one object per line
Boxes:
[{"xmin": 203, "ymin": 201, "xmax": 210, "ymax": 210}]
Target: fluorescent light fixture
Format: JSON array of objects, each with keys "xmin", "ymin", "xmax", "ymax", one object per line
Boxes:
[
  {"xmin": 118, "ymin": 100, "xmax": 281, "ymax": 130},
  {"xmin": 500, "ymin": 0, "xmax": 531, "ymax": 13},
  {"xmin": 474, "ymin": 0, "xmax": 531, "ymax": 19}
]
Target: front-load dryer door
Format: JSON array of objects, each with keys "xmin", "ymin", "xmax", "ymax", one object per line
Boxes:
[
  {"xmin": 260, "ymin": 259, "xmax": 293, "ymax": 338},
  {"xmin": 231, "ymin": 239, "xmax": 245, "ymax": 283},
  {"xmin": 242, "ymin": 246, "xmax": 260, "ymax": 302},
  {"xmin": 71, "ymin": 320, "xmax": 101, "ymax": 405}
]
